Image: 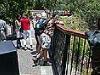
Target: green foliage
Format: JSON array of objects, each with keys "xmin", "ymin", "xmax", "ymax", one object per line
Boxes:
[
  {"xmin": 0, "ymin": 0, "xmax": 99, "ymax": 28},
  {"xmin": 0, "ymin": 0, "xmax": 34, "ymax": 21},
  {"xmin": 59, "ymin": 16, "xmax": 89, "ymax": 31},
  {"xmin": 41, "ymin": 0, "xmax": 100, "ymax": 28},
  {"xmin": 58, "ymin": 0, "xmax": 100, "ymax": 27}
]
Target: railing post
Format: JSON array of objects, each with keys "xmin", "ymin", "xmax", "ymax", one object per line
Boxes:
[
  {"xmin": 50, "ymin": 26, "xmax": 70, "ymax": 75},
  {"xmin": 62, "ymin": 34, "xmax": 70, "ymax": 75}
]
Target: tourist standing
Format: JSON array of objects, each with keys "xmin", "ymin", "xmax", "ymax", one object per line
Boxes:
[
  {"xmin": 20, "ymin": 13, "xmax": 32, "ymax": 50},
  {"xmin": 15, "ymin": 14, "xmax": 21, "ymax": 49}
]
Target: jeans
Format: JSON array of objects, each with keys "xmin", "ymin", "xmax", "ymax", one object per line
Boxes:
[{"xmin": 21, "ymin": 30, "xmax": 33, "ymax": 47}]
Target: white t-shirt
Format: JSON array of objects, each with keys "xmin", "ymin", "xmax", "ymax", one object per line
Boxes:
[{"xmin": 0, "ymin": 19, "xmax": 6, "ymax": 30}]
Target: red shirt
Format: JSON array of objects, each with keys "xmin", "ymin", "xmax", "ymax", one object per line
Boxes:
[{"xmin": 20, "ymin": 17, "xmax": 30, "ymax": 30}]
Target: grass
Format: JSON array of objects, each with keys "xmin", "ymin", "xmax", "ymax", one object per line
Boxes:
[{"xmin": 58, "ymin": 15, "xmax": 89, "ymax": 32}]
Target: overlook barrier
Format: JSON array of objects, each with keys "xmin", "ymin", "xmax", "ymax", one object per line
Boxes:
[{"xmin": 50, "ymin": 24, "xmax": 93, "ymax": 75}]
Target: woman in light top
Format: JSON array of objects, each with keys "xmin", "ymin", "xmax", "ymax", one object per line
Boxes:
[{"xmin": 15, "ymin": 14, "xmax": 21, "ymax": 49}]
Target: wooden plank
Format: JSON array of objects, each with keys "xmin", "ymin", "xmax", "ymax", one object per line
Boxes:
[{"xmin": 56, "ymin": 24, "xmax": 87, "ymax": 39}]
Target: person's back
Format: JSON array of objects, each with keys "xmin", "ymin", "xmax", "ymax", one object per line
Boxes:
[{"xmin": 20, "ymin": 17, "xmax": 30, "ymax": 30}]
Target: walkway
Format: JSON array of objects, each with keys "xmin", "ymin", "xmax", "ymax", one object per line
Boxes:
[{"xmin": 13, "ymin": 35, "xmax": 53, "ymax": 75}]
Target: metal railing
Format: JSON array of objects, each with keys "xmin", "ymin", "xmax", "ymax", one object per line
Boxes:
[{"xmin": 50, "ymin": 24, "xmax": 92, "ymax": 75}]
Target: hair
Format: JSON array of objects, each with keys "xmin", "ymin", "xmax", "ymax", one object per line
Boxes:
[
  {"xmin": 22, "ymin": 13, "xmax": 28, "ymax": 18},
  {"xmin": 16, "ymin": 14, "xmax": 21, "ymax": 21}
]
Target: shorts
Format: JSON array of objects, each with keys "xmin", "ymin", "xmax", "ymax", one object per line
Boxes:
[
  {"xmin": 40, "ymin": 33, "xmax": 51, "ymax": 49},
  {"xmin": 22, "ymin": 30, "xmax": 30, "ymax": 39},
  {"xmin": 16, "ymin": 29, "xmax": 22, "ymax": 38}
]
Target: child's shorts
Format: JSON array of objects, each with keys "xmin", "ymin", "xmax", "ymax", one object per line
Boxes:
[{"xmin": 40, "ymin": 33, "xmax": 51, "ymax": 49}]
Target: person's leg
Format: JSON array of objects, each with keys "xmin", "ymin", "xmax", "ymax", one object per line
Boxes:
[
  {"xmin": 16, "ymin": 30, "xmax": 21, "ymax": 49},
  {"xmin": 43, "ymin": 49, "xmax": 48, "ymax": 61},
  {"xmin": 17, "ymin": 38, "xmax": 21, "ymax": 49},
  {"xmin": 35, "ymin": 33, "xmax": 41, "ymax": 53},
  {"xmin": 22, "ymin": 30, "xmax": 27, "ymax": 50},
  {"xmin": 43, "ymin": 48, "xmax": 51, "ymax": 66},
  {"xmin": 27, "ymin": 30, "xmax": 33, "ymax": 50}
]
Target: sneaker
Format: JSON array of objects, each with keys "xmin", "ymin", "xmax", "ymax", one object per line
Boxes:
[
  {"xmin": 36, "ymin": 53, "xmax": 41, "ymax": 58},
  {"xmin": 32, "ymin": 56, "xmax": 37, "ymax": 61},
  {"xmin": 29, "ymin": 45, "xmax": 33, "ymax": 51},
  {"xmin": 32, "ymin": 57, "xmax": 40, "ymax": 66},
  {"xmin": 32, "ymin": 64, "xmax": 37, "ymax": 67},
  {"xmin": 31, "ymin": 51, "xmax": 37, "ymax": 55},
  {"xmin": 22, "ymin": 45, "xmax": 27, "ymax": 50},
  {"xmin": 43, "ymin": 61, "xmax": 52, "ymax": 66},
  {"xmin": 24, "ymin": 47, "xmax": 27, "ymax": 50}
]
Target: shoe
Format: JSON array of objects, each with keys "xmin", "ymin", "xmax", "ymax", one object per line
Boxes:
[
  {"xmin": 32, "ymin": 57, "xmax": 40, "ymax": 66},
  {"xmin": 31, "ymin": 51, "xmax": 37, "ymax": 55},
  {"xmin": 36, "ymin": 53, "xmax": 41, "ymax": 59},
  {"xmin": 16, "ymin": 46, "xmax": 20, "ymax": 49},
  {"xmin": 29, "ymin": 45, "xmax": 33, "ymax": 51},
  {"xmin": 22, "ymin": 45, "xmax": 27, "ymax": 50},
  {"xmin": 27, "ymin": 45, "xmax": 33, "ymax": 51},
  {"xmin": 24, "ymin": 47, "xmax": 27, "ymax": 50},
  {"xmin": 32, "ymin": 56, "xmax": 37, "ymax": 61},
  {"xmin": 32, "ymin": 64, "xmax": 37, "ymax": 67},
  {"xmin": 43, "ymin": 61, "xmax": 52, "ymax": 66}
]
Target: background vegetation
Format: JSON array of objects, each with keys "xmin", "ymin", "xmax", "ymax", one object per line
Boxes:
[{"xmin": 0, "ymin": 0, "xmax": 100, "ymax": 29}]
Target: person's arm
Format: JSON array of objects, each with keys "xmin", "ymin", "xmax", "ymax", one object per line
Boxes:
[
  {"xmin": 43, "ymin": 16, "xmax": 56, "ymax": 27},
  {"xmin": 15, "ymin": 20, "xmax": 21, "ymax": 26}
]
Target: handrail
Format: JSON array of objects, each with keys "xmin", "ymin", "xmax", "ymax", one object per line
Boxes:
[
  {"xmin": 51, "ymin": 23, "xmax": 91, "ymax": 75},
  {"xmin": 56, "ymin": 24, "xmax": 87, "ymax": 39}
]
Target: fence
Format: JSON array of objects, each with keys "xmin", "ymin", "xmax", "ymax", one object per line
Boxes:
[{"xmin": 50, "ymin": 24, "xmax": 92, "ymax": 75}]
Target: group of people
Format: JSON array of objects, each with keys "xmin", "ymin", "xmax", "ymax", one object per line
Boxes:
[
  {"xmin": 34, "ymin": 13, "xmax": 63, "ymax": 65},
  {"xmin": 15, "ymin": 11, "xmax": 64, "ymax": 66},
  {"xmin": 15, "ymin": 13, "xmax": 33, "ymax": 50},
  {"xmin": 0, "ymin": 11, "xmax": 64, "ymax": 66},
  {"xmin": 33, "ymin": 13, "xmax": 58, "ymax": 66}
]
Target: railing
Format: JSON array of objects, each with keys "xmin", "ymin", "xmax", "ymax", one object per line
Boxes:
[{"xmin": 50, "ymin": 24, "xmax": 92, "ymax": 75}]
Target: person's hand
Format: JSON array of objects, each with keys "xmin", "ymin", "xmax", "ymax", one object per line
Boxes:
[{"xmin": 55, "ymin": 21, "xmax": 64, "ymax": 25}]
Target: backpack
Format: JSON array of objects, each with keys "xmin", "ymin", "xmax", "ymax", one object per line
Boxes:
[{"xmin": 35, "ymin": 18, "xmax": 46, "ymax": 29}]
